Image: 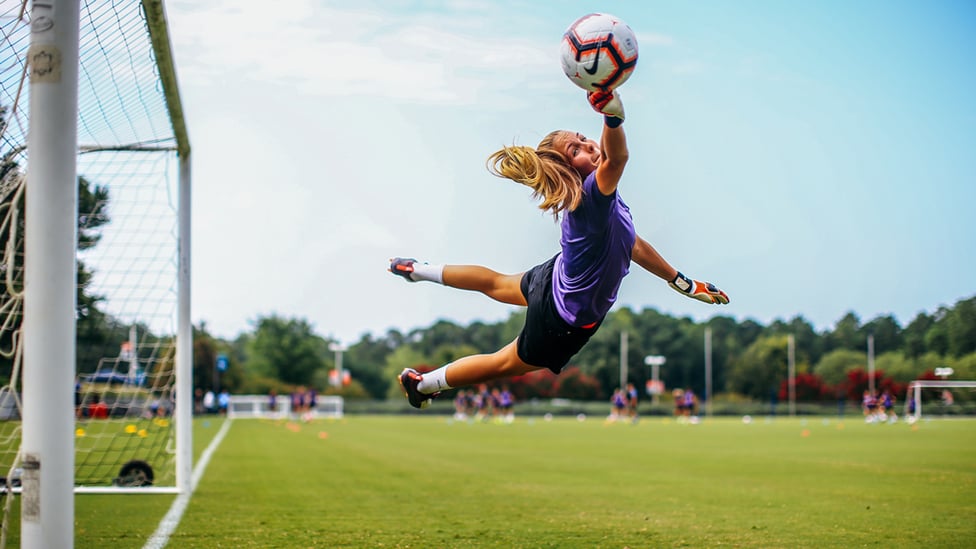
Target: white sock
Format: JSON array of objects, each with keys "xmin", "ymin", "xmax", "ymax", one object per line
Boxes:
[
  {"xmin": 410, "ymin": 262, "xmax": 444, "ymax": 284},
  {"xmin": 418, "ymin": 365, "xmax": 452, "ymax": 394}
]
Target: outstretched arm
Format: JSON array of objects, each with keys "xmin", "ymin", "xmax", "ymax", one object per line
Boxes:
[
  {"xmin": 588, "ymin": 90, "xmax": 628, "ymax": 196},
  {"xmin": 632, "ymin": 235, "xmax": 677, "ymax": 282},
  {"xmin": 631, "ymin": 235, "xmax": 730, "ymax": 305}
]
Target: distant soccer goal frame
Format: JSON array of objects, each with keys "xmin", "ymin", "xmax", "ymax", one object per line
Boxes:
[
  {"xmin": 227, "ymin": 395, "xmax": 344, "ymax": 420},
  {"xmin": 907, "ymin": 380, "xmax": 976, "ymax": 421}
]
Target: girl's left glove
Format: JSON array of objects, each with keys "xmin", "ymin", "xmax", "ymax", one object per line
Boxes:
[
  {"xmin": 587, "ymin": 89, "xmax": 625, "ymax": 121},
  {"xmin": 669, "ymin": 272, "xmax": 730, "ymax": 305}
]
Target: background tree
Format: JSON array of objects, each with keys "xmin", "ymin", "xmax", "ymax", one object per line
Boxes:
[
  {"xmin": 74, "ymin": 176, "xmax": 113, "ymax": 371},
  {"xmin": 824, "ymin": 312, "xmax": 862, "ymax": 352},
  {"xmin": 779, "ymin": 372, "xmax": 826, "ymax": 402},
  {"xmin": 814, "ymin": 348, "xmax": 866, "ymax": 400},
  {"xmin": 861, "ymin": 314, "xmax": 903, "ymax": 356},
  {"xmin": 342, "ymin": 331, "xmax": 401, "ymax": 399},
  {"xmin": 765, "ymin": 316, "xmax": 822, "ymax": 365},
  {"xmin": 945, "ymin": 297, "xmax": 976, "ymax": 357},
  {"xmin": 814, "ymin": 349, "xmax": 867, "ymax": 388},
  {"xmin": 726, "ymin": 335, "xmax": 790, "ymax": 400},
  {"xmin": 245, "ymin": 315, "xmax": 328, "ymax": 387},
  {"xmin": 874, "ymin": 351, "xmax": 919, "ymax": 385},
  {"xmin": 551, "ymin": 366, "xmax": 602, "ymax": 400},
  {"xmin": 193, "ymin": 324, "xmax": 220, "ymax": 393},
  {"xmin": 948, "ymin": 352, "xmax": 976, "ymax": 380},
  {"xmin": 0, "ymin": 148, "xmax": 113, "ymax": 377},
  {"xmin": 705, "ymin": 315, "xmax": 753, "ymax": 394},
  {"xmin": 923, "ymin": 307, "xmax": 950, "ymax": 356},
  {"xmin": 193, "ymin": 322, "xmax": 244, "ymax": 393},
  {"xmin": 902, "ymin": 312, "xmax": 933, "ymax": 358},
  {"xmin": 148, "ymin": 292, "xmax": 976, "ymax": 404}
]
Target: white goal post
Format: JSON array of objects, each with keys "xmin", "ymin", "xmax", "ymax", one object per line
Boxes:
[
  {"xmin": 907, "ymin": 380, "xmax": 976, "ymax": 420},
  {"xmin": 1, "ymin": 1, "xmax": 191, "ymax": 547}
]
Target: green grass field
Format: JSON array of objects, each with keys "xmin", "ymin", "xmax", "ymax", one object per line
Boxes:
[{"xmin": 7, "ymin": 414, "xmax": 976, "ymax": 548}]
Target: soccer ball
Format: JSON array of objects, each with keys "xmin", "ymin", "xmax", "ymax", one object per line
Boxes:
[{"xmin": 560, "ymin": 13, "xmax": 639, "ymax": 92}]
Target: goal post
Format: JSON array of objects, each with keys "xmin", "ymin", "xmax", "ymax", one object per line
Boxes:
[
  {"xmin": 143, "ymin": 0, "xmax": 194, "ymax": 498},
  {"xmin": 0, "ymin": 0, "xmax": 192, "ymax": 546},
  {"xmin": 21, "ymin": 1, "xmax": 81, "ymax": 547},
  {"xmin": 906, "ymin": 380, "xmax": 976, "ymax": 421}
]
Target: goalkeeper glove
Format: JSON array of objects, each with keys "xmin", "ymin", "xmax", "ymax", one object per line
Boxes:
[
  {"xmin": 669, "ymin": 271, "xmax": 730, "ymax": 305},
  {"xmin": 587, "ymin": 89, "xmax": 624, "ymax": 126}
]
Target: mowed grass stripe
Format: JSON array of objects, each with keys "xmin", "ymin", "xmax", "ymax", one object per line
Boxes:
[{"xmin": 156, "ymin": 416, "xmax": 976, "ymax": 548}]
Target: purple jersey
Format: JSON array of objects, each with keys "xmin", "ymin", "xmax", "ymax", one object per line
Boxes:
[{"xmin": 553, "ymin": 171, "xmax": 636, "ymax": 326}]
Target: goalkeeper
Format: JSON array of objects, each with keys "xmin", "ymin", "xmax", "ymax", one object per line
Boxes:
[{"xmin": 390, "ymin": 90, "xmax": 728, "ymax": 409}]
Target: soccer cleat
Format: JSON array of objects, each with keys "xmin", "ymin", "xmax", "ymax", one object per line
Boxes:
[
  {"xmin": 399, "ymin": 368, "xmax": 439, "ymax": 409},
  {"xmin": 389, "ymin": 257, "xmax": 417, "ymax": 282}
]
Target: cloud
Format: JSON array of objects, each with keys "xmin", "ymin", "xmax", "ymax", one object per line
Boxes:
[{"xmin": 167, "ymin": 0, "xmax": 558, "ymax": 106}]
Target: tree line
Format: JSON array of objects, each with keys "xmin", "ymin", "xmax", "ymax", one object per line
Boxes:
[{"xmin": 195, "ymin": 295, "xmax": 976, "ymax": 405}]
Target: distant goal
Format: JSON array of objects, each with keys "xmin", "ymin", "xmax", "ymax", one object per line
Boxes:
[
  {"xmin": 906, "ymin": 380, "xmax": 976, "ymax": 421},
  {"xmin": 227, "ymin": 395, "xmax": 344, "ymax": 420}
]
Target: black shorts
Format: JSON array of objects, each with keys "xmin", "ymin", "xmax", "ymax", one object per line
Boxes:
[{"xmin": 516, "ymin": 255, "xmax": 600, "ymax": 374}]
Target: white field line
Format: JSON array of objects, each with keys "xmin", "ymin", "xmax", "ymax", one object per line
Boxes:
[{"xmin": 142, "ymin": 418, "xmax": 233, "ymax": 549}]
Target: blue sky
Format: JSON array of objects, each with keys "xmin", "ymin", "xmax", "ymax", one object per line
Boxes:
[{"xmin": 163, "ymin": 0, "xmax": 976, "ymax": 344}]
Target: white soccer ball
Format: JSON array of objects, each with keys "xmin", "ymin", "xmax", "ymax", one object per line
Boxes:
[{"xmin": 560, "ymin": 13, "xmax": 639, "ymax": 92}]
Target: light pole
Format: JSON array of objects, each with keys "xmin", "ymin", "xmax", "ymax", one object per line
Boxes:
[
  {"xmin": 787, "ymin": 334, "xmax": 795, "ymax": 417},
  {"xmin": 329, "ymin": 342, "xmax": 347, "ymax": 387},
  {"xmin": 704, "ymin": 328, "xmax": 713, "ymax": 417},
  {"xmin": 644, "ymin": 355, "xmax": 666, "ymax": 405},
  {"xmin": 867, "ymin": 334, "xmax": 875, "ymax": 396},
  {"xmin": 620, "ymin": 331, "xmax": 629, "ymax": 389}
]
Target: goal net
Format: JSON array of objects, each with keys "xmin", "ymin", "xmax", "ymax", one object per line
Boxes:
[{"xmin": 0, "ymin": 1, "xmax": 191, "ymax": 537}]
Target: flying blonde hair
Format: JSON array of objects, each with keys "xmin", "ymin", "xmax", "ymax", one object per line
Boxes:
[{"xmin": 486, "ymin": 131, "xmax": 582, "ymax": 217}]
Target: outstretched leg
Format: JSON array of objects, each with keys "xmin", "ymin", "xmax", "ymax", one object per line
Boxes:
[
  {"xmin": 442, "ymin": 339, "xmax": 539, "ymax": 387},
  {"xmin": 389, "ymin": 258, "xmax": 526, "ymax": 306},
  {"xmin": 399, "ymin": 340, "xmax": 541, "ymax": 409},
  {"xmin": 442, "ymin": 265, "xmax": 526, "ymax": 306},
  {"xmin": 416, "ymin": 340, "xmax": 540, "ymax": 392}
]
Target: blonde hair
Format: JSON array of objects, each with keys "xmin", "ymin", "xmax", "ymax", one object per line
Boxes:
[{"xmin": 486, "ymin": 131, "xmax": 582, "ymax": 217}]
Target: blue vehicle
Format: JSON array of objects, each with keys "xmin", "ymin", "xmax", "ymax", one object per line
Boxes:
[{"xmin": 81, "ymin": 369, "xmax": 147, "ymax": 386}]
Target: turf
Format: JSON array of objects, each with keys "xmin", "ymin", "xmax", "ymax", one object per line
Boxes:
[
  {"xmin": 8, "ymin": 415, "xmax": 976, "ymax": 547},
  {"xmin": 173, "ymin": 415, "xmax": 973, "ymax": 548}
]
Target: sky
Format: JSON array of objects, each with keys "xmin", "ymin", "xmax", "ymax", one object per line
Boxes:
[{"xmin": 160, "ymin": 0, "xmax": 976, "ymax": 345}]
